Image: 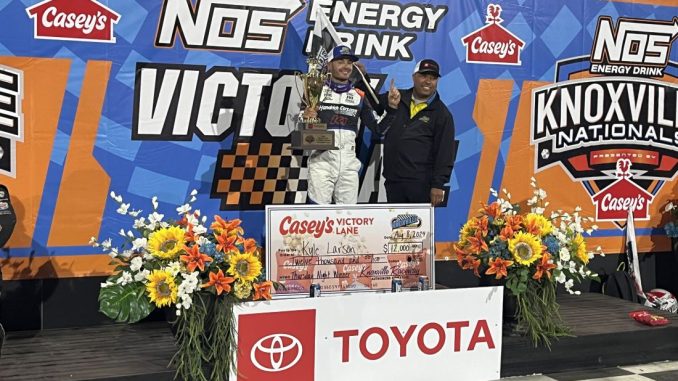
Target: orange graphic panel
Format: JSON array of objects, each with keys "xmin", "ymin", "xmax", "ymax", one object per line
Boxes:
[
  {"xmin": 0, "ymin": 57, "xmax": 69, "ymax": 248},
  {"xmin": 48, "ymin": 61, "xmax": 112, "ymax": 246},
  {"xmin": 467, "ymin": 79, "xmax": 514, "ymax": 219}
]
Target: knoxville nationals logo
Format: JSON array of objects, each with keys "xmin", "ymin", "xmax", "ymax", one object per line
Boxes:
[{"xmin": 531, "ymin": 16, "xmax": 678, "ymax": 224}]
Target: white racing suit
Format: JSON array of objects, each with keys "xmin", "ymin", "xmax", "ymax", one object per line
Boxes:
[{"xmin": 307, "ymin": 80, "xmax": 392, "ymax": 204}]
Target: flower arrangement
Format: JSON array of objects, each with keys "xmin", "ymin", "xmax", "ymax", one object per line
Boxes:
[
  {"xmin": 663, "ymin": 201, "xmax": 678, "ymax": 238},
  {"xmin": 454, "ymin": 179, "xmax": 603, "ymax": 347},
  {"xmin": 91, "ymin": 190, "xmax": 273, "ymax": 381}
]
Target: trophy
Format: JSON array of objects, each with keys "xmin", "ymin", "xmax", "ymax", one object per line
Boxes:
[{"xmin": 290, "ymin": 58, "xmax": 337, "ymax": 150}]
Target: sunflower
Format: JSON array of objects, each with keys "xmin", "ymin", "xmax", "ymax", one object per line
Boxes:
[
  {"xmin": 572, "ymin": 233, "xmax": 588, "ymax": 264},
  {"xmin": 509, "ymin": 231, "xmax": 543, "ymax": 266},
  {"xmin": 458, "ymin": 219, "xmax": 476, "ymax": 246},
  {"xmin": 227, "ymin": 251, "xmax": 262, "ymax": 282},
  {"xmin": 148, "ymin": 226, "xmax": 186, "ymax": 260},
  {"xmin": 524, "ymin": 213, "xmax": 554, "ymax": 237},
  {"xmin": 146, "ymin": 269, "xmax": 178, "ymax": 307}
]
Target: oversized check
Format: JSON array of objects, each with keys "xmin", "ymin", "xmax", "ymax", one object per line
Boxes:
[{"xmin": 265, "ymin": 204, "xmax": 434, "ymax": 297}]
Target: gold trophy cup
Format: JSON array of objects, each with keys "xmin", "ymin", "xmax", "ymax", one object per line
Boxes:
[{"xmin": 290, "ymin": 58, "xmax": 337, "ymax": 150}]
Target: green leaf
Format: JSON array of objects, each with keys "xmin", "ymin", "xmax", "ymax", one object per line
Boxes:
[
  {"xmin": 98, "ymin": 282, "xmax": 154, "ymax": 323},
  {"xmin": 517, "ymin": 282, "xmax": 527, "ymax": 293}
]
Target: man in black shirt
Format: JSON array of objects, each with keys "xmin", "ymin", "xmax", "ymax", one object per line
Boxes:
[{"xmin": 359, "ymin": 59, "xmax": 456, "ymax": 205}]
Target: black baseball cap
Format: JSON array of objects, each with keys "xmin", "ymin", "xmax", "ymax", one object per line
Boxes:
[{"xmin": 413, "ymin": 59, "xmax": 441, "ymax": 77}]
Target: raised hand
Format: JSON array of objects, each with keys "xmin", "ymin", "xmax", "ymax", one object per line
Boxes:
[{"xmin": 388, "ymin": 79, "xmax": 400, "ymax": 109}]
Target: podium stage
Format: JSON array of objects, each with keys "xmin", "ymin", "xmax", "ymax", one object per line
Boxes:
[{"xmin": 1, "ymin": 293, "xmax": 677, "ymax": 381}]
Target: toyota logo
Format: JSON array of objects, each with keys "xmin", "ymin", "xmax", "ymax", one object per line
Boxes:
[{"xmin": 250, "ymin": 333, "xmax": 303, "ymax": 372}]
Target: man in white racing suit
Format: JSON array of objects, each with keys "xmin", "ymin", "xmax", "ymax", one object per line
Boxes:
[{"xmin": 301, "ymin": 45, "xmax": 395, "ymax": 204}]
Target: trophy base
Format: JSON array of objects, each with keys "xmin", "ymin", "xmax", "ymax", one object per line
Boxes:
[{"xmin": 289, "ymin": 129, "xmax": 338, "ymax": 150}]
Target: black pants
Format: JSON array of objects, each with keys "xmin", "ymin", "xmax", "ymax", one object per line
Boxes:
[{"xmin": 385, "ymin": 181, "xmax": 430, "ymax": 203}]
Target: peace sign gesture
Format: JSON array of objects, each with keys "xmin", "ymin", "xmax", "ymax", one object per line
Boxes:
[{"xmin": 387, "ymin": 78, "xmax": 400, "ymax": 109}]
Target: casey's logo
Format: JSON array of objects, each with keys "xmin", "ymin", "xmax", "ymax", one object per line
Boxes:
[
  {"xmin": 279, "ymin": 216, "xmax": 334, "ymax": 238},
  {"xmin": 26, "ymin": 0, "xmax": 120, "ymax": 43},
  {"xmin": 461, "ymin": 4, "xmax": 525, "ymax": 65},
  {"xmin": 591, "ymin": 160, "xmax": 654, "ymax": 221}
]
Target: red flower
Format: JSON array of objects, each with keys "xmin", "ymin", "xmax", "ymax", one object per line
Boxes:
[
  {"xmin": 481, "ymin": 202, "xmax": 500, "ymax": 219},
  {"xmin": 238, "ymin": 237, "xmax": 258, "ymax": 254},
  {"xmin": 462, "ymin": 257, "xmax": 482, "ymax": 277},
  {"xmin": 211, "ymin": 216, "xmax": 244, "ymax": 236},
  {"xmin": 499, "ymin": 225, "xmax": 514, "ymax": 241},
  {"xmin": 477, "ymin": 216, "xmax": 489, "ymax": 237},
  {"xmin": 180, "ymin": 244, "xmax": 213, "ymax": 272},
  {"xmin": 505, "ymin": 215, "xmax": 523, "ymax": 231},
  {"xmin": 525, "ymin": 218, "xmax": 541, "ymax": 237},
  {"xmin": 454, "ymin": 244, "xmax": 467, "ymax": 268},
  {"xmin": 253, "ymin": 281, "xmax": 273, "ymax": 300},
  {"xmin": 202, "ymin": 269, "xmax": 235, "ymax": 295},
  {"xmin": 184, "ymin": 222, "xmax": 196, "ymax": 243},
  {"xmin": 215, "ymin": 233, "xmax": 238, "ymax": 253},
  {"xmin": 485, "ymin": 258, "xmax": 514, "ymax": 279},
  {"xmin": 467, "ymin": 233, "xmax": 489, "ymax": 254},
  {"xmin": 533, "ymin": 253, "xmax": 557, "ymax": 281}
]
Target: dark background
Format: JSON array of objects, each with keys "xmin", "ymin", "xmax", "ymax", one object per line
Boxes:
[{"xmin": 2, "ymin": 250, "xmax": 677, "ymax": 331}]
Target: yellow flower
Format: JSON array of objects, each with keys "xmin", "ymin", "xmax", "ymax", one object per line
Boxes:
[
  {"xmin": 228, "ymin": 251, "xmax": 262, "ymax": 282},
  {"xmin": 148, "ymin": 226, "xmax": 186, "ymax": 260},
  {"xmin": 524, "ymin": 213, "xmax": 554, "ymax": 237},
  {"xmin": 234, "ymin": 280, "xmax": 252, "ymax": 299},
  {"xmin": 509, "ymin": 231, "xmax": 543, "ymax": 266},
  {"xmin": 146, "ymin": 269, "xmax": 178, "ymax": 307},
  {"xmin": 572, "ymin": 233, "xmax": 588, "ymax": 264},
  {"xmin": 458, "ymin": 219, "xmax": 476, "ymax": 245}
]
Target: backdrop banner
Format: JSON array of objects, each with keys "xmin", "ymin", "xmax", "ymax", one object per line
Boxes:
[{"xmin": 0, "ymin": 0, "xmax": 676, "ymax": 279}]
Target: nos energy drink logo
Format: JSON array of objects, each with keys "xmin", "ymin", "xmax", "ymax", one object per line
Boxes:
[{"xmin": 531, "ymin": 16, "xmax": 678, "ymax": 225}]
